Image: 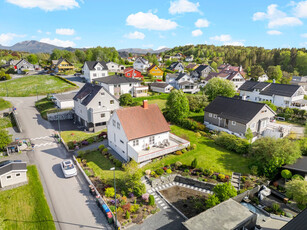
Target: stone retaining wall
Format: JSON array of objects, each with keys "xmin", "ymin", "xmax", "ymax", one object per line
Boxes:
[{"xmin": 47, "ymin": 110, "xmax": 73, "ymax": 121}]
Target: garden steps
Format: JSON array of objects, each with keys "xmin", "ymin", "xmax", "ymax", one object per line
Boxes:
[{"xmin": 231, "ymin": 172, "xmax": 241, "ymax": 191}]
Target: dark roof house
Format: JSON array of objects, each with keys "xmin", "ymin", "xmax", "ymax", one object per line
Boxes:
[
  {"xmin": 84, "ymin": 61, "xmax": 108, "ymax": 70},
  {"xmin": 94, "ymin": 75, "xmax": 141, "ymax": 85}
]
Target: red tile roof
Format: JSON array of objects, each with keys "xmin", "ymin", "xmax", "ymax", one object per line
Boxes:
[{"xmin": 116, "ymin": 104, "xmax": 170, "ymax": 141}]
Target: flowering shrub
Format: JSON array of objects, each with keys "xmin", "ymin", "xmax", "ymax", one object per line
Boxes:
[
  {"xmin": 166, "ymin": 169, "xmax": 172, "ymax": 174},
  {"xmin": 155, "ymin": 169, "xmax": 164, "ymax": 175},
  {"xmin": 131, "ymin": 204, "xmax": 140, "ymax": 213},
  {"xmin": 81, "ymin": 140, "xmax": 89, "ymax": 145},
  {"xmin": 122, "ymin": 203, "xmax": 131, "ymax": 212},
  {"xmin": 128, "ymin": 192, "xmax": 134, "ymax": 198},
  {"xmin": 142, "ymin": 193, "xmax": 149, "ymax": 202},
  {"xmin": 105, "ymin": 187, "xmax": 115, "ymax": 197},
  {"xmin": 175, "ymin": 151, "xmax": 182, "ymax": 155},
  {"xmin": 218, "ymin": 174, "xmax": 225, "ymax": 181},
  {"xmin": 122, "ymin": 196, "xmax": 127, "ymax": 203}
]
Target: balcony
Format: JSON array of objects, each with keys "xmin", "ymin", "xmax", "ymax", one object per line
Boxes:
[{"xmin": 128, "ymin": 133, "xmax": 190, "ymax": 163}]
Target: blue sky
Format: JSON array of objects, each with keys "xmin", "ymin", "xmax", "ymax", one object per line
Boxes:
[{"xmin": 1, "ymin": 0, "xmax": 307, "ymax": 50}]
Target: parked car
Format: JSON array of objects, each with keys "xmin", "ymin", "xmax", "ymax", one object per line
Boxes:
[{"xmin": 61, "ymin": 160, "xmax": 77, "ymax": 178}]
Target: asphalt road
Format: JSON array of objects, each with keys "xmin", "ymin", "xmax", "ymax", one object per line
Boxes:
[{"xmin": 6, "ymin": 96, "xmax": 111, "ymax": 230}]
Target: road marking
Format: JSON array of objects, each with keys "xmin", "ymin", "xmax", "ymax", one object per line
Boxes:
[
  {"xmin": 34, "ymin": 142, "xmax": 57, "ymax": 148},
  {"xmin": 158, "ymin": 201, "xmax": 162, "ymax": 204},
  {"xmin": 156, "ymin": 198, "xmax": 160, "ymax": 201},
  {"xmin": 31, "ymin": 136, "xmax": 50, "ymax": 140},
  {"xmin": 160, "ymin": 203, "xmax": 165, "ymax": 207},
  {"xmin": 148, "ymin": 189, "xmax": 152, "ymax": 193},
  {"xmin": 163, "ymin": 206, "xmax": 168, "ymax": 209}
]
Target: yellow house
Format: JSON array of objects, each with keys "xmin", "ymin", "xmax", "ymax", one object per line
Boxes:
[
  {"xmin": 147, "ymin": 64, "xmax": 163, "ymax": 77},
  {"xmin": 51, "ymin": 57, "xmax": 74, "ymax": 72}
]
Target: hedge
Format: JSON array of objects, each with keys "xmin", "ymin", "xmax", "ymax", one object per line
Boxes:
[
  {"xmin": 214, "ymin": 132, "xmax": 249, "ymax": 155},
  {"xmin": 55, "ymin": 75, "xmax": 77, "ymax": 87}
]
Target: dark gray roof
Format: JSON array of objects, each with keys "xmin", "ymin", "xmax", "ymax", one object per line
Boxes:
[
  {"xmin": 94, "ymin": 75, "xmax": 141, "ymax": 84},
  {"xmin": 281, "ymin": 207, "xmax": 307, "ymax": 230},
  {"xmin": 85, "ymin": 61, "xmax": 108, "ymax": 70},
  {"xmin": 175, "ymin": 72, "xmax": 189, "ymax": 81},
  {"xmin": 73, "ymin": 83, "xmax": 103, "ymax": 106},
  {"xmin": 166, "ymin": 73, "xmax": 177, "ymax": 79},
  {"xmin": 167, "ymin": 62, "xmax": 182, "ymax": 70},
  {"xmin": 194, "ymin": 64, "xmax": 210, "ymax": 72},
  {"xmin": 0, "ymin": 161, "xmax": 27, "ymax": 176},
  {"xmin": 239, "ymin": 81, "xmax": 301, "ymax": 97},
  {"xmin": 282, "ymin": 156, "xmax": 307, "ymax": 173},
  {"xmin": 150, "ymin": 82, "xmax": 170, "ymax": 88},
  {"xmin": 54, "ymin": 92, "xmax": 77, "ymax": 102},
  {"xmin": 204, "ymin": 96, "xmax": 275, "ymax": 124}
]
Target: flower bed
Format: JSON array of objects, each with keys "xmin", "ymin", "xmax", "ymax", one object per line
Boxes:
[{"xmin": 65, "ymin": 131, "xmax": 107, "ymax": 150}]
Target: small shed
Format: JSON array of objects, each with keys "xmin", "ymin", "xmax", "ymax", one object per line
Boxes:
[
  {"xmin": 282, "ymin": 156, "xmax": 307, "ymax": 181},
  {"xmin": 54, "ymin": 92, "xmax": 77, "ymax": 109},
  {"xmin": 0, "ymin": 161, "xmax": 27, "ymax": 188}
]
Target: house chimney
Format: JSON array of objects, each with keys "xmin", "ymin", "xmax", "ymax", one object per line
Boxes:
[
  {"xmin": 239, "ymin": 65, "xmax": 242, "ymax": 72},
  {"xmin": 143, "ymin": 100, "xmax": 148, "ymax": 109}
]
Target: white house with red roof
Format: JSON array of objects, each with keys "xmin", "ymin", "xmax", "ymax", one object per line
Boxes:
[{"xmin": 107, "ymin": 101, "xmax": 190, "ymax": 163}]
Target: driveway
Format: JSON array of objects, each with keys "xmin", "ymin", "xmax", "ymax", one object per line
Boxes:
[{"xmin": 6, "ymin": 96, "xmax": 111, "ymax": 230}]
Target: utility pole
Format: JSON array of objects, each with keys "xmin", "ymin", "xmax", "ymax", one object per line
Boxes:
[{"xmin": 57, "ymin": 109, "xmax": 61, "ymax": 142}]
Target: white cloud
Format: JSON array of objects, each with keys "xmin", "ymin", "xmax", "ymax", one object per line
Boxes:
[
  {"xmin": 195, "ymin": 18, "xmax": 209, "ymax": 28},
  {"xmin": 126, "ymin": 12, "xmax": 178, "ymax": 31},
  {"xmin": 224, "ymin": 41, "xmax": 244, "ymax": 46},
  {"xmin": 0, "ymin": 33, "xmax": 26, "ymax": 45},
  {"xmin": 37, "ymin": 30, "xmax": 42, "ymax": 33},
  {"xmin": 253, "ymin": 4, "xmax": 302, "ymax": 28},
  {"xmin": 74, "ymin": 36, "xmax": 81, "ymax": 40},
  {"xmin": 157, "ymin": 46, "xmax": 167, "ymax": 50},
  {"xmin": 40, "ymin": 38, "xmax": 76, "ymax": 47},
  {"xmin": 46, "ymin": 32, "xmax": 51, "ymax": 35},
  {"xmin": 169, "ymin": 0, "xmax": 200, "ymax": 14},
  {"xmin": 267, "ymin": 30, "xmax": 282, "ymax": 35},
  {"xmin": 294, "ymin": 1, "xmax": 307, "ymax": 18},
  {"xmin": 6, "ymin": 0, "xmax": 79, "ymax": 11},
  {"xmin": 56, "ymin": 28, "xmax": 75, "ymax": 35},
  {"xmin": 210, "ymin": 34, "xmax": 232, "ymax": 42},
  {"xmin": 192, "ymin": 29, "xmax": 202, "ymax": 37},
  {"xmin": 301, "ymin": 33, "xmax": 307, "ymax": 38},
  {"xmin": 124, "ymin": 31, "xmax": 145, "ymax": 40}
]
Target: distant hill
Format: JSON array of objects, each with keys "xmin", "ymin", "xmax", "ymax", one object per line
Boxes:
[
  {"xmin": 0, "ymin": 40, "xmax": 75, "ymax": 53},
  {"xmin": 118, "ymin": 47, "xmax": 170, "ymax": 54}
]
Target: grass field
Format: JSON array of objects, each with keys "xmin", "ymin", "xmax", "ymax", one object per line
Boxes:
[
  {"xmin": 83, "ymin": 150, "xmax": 125, "ymax": 184},
  {"xmin": 0, "ymin": 98, "xmax": 12, "ymax": 111},
  {"xmin": 143, "ymin": 125, "xmax": 250, "ymax": 175},
  {"xmin": 61, "ymin": 130, "xmax": 105, "ymax": 143},
  {"xmin": 0, "ymin": 165, "xmax": 55, "ymax": 230},
  {"xmin": 0, "ymin": 75, "xmax": 78, "ymax": 97},
  {"xmin": 0, "ymin": 113, "xmax": 15, "ymax": 129},
  {"xmin": 148, "ymin": 99, "xmax": 167, "ymax": 110}
]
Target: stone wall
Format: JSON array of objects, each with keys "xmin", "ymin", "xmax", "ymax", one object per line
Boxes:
[
  {"xmin": 232, "ymin": 186, "xmax": 260, "ymax": 202},
  {"xmin": 47, "ymin": 110, "xmax": 73, "ymax": 121}
]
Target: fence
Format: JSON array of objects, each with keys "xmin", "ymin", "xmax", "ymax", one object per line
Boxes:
[{"xmin": 47, "ymin": 110, "xmax": 73, "ymax": 121}]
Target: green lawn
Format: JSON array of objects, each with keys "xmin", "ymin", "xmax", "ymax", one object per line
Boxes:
[
  {"xmin": 0, "ymin": 75, "xmax": 78, "ymax": 97},
  {"xmin": 189, "ymin": 111, "xmax": 204, "ymax": 123},
  {"xmin": 61, "ymin": 130, "xmax": 104, "ymax": 143},
  {"xmin": 148, "ymin": 99, "xmax": 167, "ymax": 110},
  {"xmin": 0, "ymin": 165, "xmax": 55, "ymax": 230},
  {"xmin": 143, "ymin": 125, "xmax": 251, "ymax": 175},
  {"xmin": 0, "ymin": 113, "xmax": 15, "ymax": 129},
  {"xmin": 0, "ymin": 98, "xmax": 12, "ymax": 111},
  {"xmin": 83, "ymin": 150, "xmax": 125, "ymax": 184}
]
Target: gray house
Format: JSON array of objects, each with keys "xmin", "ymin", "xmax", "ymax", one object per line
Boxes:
[
  {"xmin": 167, "ymin": 62, "xmax": 184, "ymax": 72},
  {"xmin": 0, "ymin": 160, "xmax": 27, "ymax": 188},
  {"xmin": 7, "ymin": 59, "xmax": 34, "ymax": 74},
  {"xmin": 191, "ymin": 64, "xmax": 214, "ymax": 80},
  {"xmin": 290, "ymin": 76, "xmax": 307, "ymax": 91},
  {"xmin": 204, "ymin": 96, "xmax": 276, "ymax": 138},
  {"xmin": 166, "ymin": 72, "xmax": 199, "ymax": 94},
  {"xmin": 73, "ymin": 83, "xmax": 120, "ymax": 131}
]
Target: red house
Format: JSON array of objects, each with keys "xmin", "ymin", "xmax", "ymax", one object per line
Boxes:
[{"xmin": 124, "ymin": 68, "xmax": 143, "ymax": 79}]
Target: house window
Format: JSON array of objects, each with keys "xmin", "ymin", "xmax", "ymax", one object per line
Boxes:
[
  {"xmin": 133, "ymin": 140, "xmax": 139, "ymax": 146},
  {"xmin": 93, "ymin": 73, "xmax": 97, "ymax": 77},
  {"xmin": 127, "ymin": 73, "xmax": 130, "ymax": 76},
  {"xmin": 101, "ymin": 92, "xmax": 105, "ymax": 95},
  {"xmin": 120, "ymin": 140, "xmax": 124, "ymax": 144},
  {"xmin": 213, "ymin": 114, "xmax": 217, "ymax": 119},
  {"xmin": 209, "ymin": 113, "xmax": 212, "ymax": 118},
  {"xmin": 6, "ymin": 175, "xmax": 11, "ymax": 179},
  {"xmin": 110, "ymin": 100, "xmax": 114, "ymax": 104},
  {"xmin": 101, "ymin": 113, "xmax": 105, "ymax": 118},
  {"xmin": 117, "ymin": 122, "xmax": 120, "ymax": 129},
  {"xmin": 232, "ymin": 121, "xmax": 236, "ymax": 126},
  {"xmin": 98, "ymin": 102, "xmax": 101, "ymax": 106},
  {"xmin": 16, "ymin": 173, "xmax": 20, "ymax": 177},
  {"xmin": 97, "ymin": 67, "xmax": 101, "ymax": 70},
  {"xmin": 112, "ymin": 119, "xmax": 116, "ymax": 127},
  {"xmin": 149, "ymin": 136, "xmax": 155, "ymax": 145},
  {"xmin": 129, "ymin": 84, "xmax": 132, "ymax": 86}
]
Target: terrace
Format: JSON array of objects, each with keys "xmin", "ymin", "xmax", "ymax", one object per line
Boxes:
[{"xmin": 128, "ymin": 133, "xmax": 190, "ymax": 163}]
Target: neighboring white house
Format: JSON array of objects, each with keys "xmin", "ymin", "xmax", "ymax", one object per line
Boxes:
[
  {"xmin": 167, "ymin": 62, "xmax": 184, "ymax": 72},
  {"xmin": 185, "ymin": 56, "xmax": 193, "ymax": 62},
  {"xmin": 0, "ymin": 161, "xmax": 27, "ymax": 188},
  {"xmin": 82, "ymin": 61, "xmax": 109, "ymax": 83},
  {"xmin": 166, "ymin": 72, "xmax": 199, "ymax": 94},
  {"xmin": 94, "ymin": 75, "xmax": 147, "ymax": 98},
  {"xmin": 133, "ymin": 57, "xmax": 150, "ymax": 72},
  {"xmin": 239, "ymin": 81, "xmax": 307, "ymax": 110},
  {"xmin": 107, "ymin": 100, "xmax": 190, "ymax": 163},
  {"xmin": 73, "ymin": 83, "xmax": 120, "ymax": 131},
  {"xmin": 150, "ymin": 82, "xmax": 173, "ymax": 93},
  {"xmin": 258, "ymin": 74, "xmax": 269, "ymax": 82},
  {"xmin": 106, "ymin": 62, "xmax": 125, "ymax": 73},
  {"xmin": 205, "ymin": 70, "xmax": 246, "ymax": 89},
  {"xmin": 53, "ymin": 92, "xmax": 77, "ymax": 109}
]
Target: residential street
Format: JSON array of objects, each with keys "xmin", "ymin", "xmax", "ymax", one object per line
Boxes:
[{"xmin": 6, "ymin": 96, "xmax": 111, "ymax": 230}]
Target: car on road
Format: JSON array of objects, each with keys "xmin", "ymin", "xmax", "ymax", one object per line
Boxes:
[{"xmin": 61, "ymin": 160, "xmax": 77, "ymax": 178}]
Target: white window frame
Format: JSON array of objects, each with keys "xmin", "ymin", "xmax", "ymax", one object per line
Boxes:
[
  {"xmin": 133, "ymin": 140, "xmax": 139, "ymax": 146},
  {"xmin": 209, "ymin": 113, "xmax": 212, "ymax": 118},
  {"xmin": 213, "ymin": 114, "xmax": 217, "ymax": 119},
  {"xmin": 6, "ymin": 175, "xmax": 12, "ymax": 180},
  {"xmin": 232, "ymin": 121, "xmax": 236, "ymax": 126},
  {"xmin": 112, "ymin": 119, "xmax": 116, "ymax": 127}
]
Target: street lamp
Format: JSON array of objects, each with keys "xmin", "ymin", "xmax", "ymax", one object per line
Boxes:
[{"xmin": 110, "ymin": 167, "xmax": 117, "ymax": 228}]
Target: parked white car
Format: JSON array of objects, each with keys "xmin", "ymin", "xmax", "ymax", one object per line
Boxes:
[{"xmin": 61, "ymin": 160, "xmax": 77, "ymax": 178}]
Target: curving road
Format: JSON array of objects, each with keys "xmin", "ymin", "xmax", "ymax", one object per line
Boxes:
[{"xmin": 6, "ymin": 96, "xmax": 111, "ymax": 230}]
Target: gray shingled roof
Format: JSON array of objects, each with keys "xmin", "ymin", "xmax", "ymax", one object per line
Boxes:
[
  {"xmin": 94, "ymin": 75, "xmax": 141, "ymax": 84},
  {"xmin": 282, "ymin": 156, "xmax": 307, "ymax": 173},
  {"xmin": 204, "ymin": 96, "xmax": 275, "ymax": 124},
  {"xmin": 175, "ymin": 72, "xmax": 189, "ymax": 81},
  {"xmin": 0, "ymin": 161, "xmax": 27, "ymax": 176},
  {"xmin": 54, "ymin": 92, "xmax": 77, "ymax": 102},
  {"xmin": 281, "ymin": 207, "xmax": 307, "ymax": 230},
  {"xmin": 150, "ymin": 82, "xmax": 170, "ymax": 88},
  {"xmin": 85, "ymin": 61, "xmax": 108, "ymax": 70},
  {"xmin": 239, "ymin": 81, "xmax": 301, "ymax": 97},
  {"xmin": 194, "ymin": 64, "xmax": 210, "ymax": 72},
  {"xmin": 73, "ymin": 83, "xmax": 103, "ymax": 106}
]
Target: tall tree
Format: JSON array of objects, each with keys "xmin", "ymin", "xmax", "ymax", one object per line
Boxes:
[
  {"xmin": 166, "ymin": 90, "xmax": 189, "ymax": 122},
  {"xmin": 204, "ymin": 78, "xmax": 236, "ymax": 101},
  {"xmin": 267, "ymin": 65, "xmax": 282, "ymax": 81},
  {"xmin": 250, "ymin": 65, "xmax": 265, "ymax": 81}
]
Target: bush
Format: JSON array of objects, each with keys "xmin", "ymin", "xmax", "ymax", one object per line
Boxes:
[
  {"xmin": 250, "ymin": 165, "xmax": 258, "ymax": 176},
  {"xmin": 218, "ymin": 174, "xmax": 225, "ymax": 181},
  {"xmin": 148, "ymin": 195, "xmax": 155, "ymax": 206},
  {"xmin": 191, "ymin": 158, "xmax": 198, "ymax": 168},
  {"xmin": 67, "ymin": 141, "xmax": 74, "ymax": 150},
  {"xmin": 142, "ymin": 193, "xmax": 149, "ymax": 202},
  {"xmin": 182, "ymin": 148, "xmax": 187, "ymax": 153},
  {"xmin": 214, "ymin": 132, "xmax": 249, "ymax": 155},
  {"xmin": 281, "ymin": 169, "xmax": 292, "ymax": 180},
  {"xmin": 98, "ymin": 144, "xmax": 105, "ymax": 150},
  {"xmin": 156, "ymin": 168, "xmax": 164, "ymax": 175},
  {"xmin": 212, "ymin": 175, "xmax": 217, "ymax": 180},
  {"xmin": 150, "ymin": 171, "xmax": 156, "ymax": 177},
  {"xmin": 272, "ymin": 203, "xmax": 280, "ymax": 213},
  {"xmin": 213, "ymin": 182, "xmax": 237, "ymax": 202},
  {"xmin": 119, "ymin": 93, "xmax": 133, "ymax": 106},
  {"xmin": 175, "ymin": 150, "xmax": 182, "ymax": 155},
  {"xmin": 87, "ymin": 137, "xmax": 95, "ymax": 144},
  {"xmin": 175, "ymin": 161, "xmax": 182, "ymax": 169},
  {"xmin": 206, "ymin": 194, "xmax": 220, "ymax": 208},
  {"xmin": 292, "ymin": 174, "xmax": 304, "ymax": 181},
  {"xmin": 125, "ymin": 211, "xmax": 130, "ymax": 219},
  {"xmin": 131, "ymin": 204, "xmax": 140, "ymax": 213},
  {"xmin": 105, "ymin": 187, "xmax": 115, "ymax": 198},
  {"xmin": 166, "ymin": 169, "xmax": 172, "ymax": 174},
  {"xmin": 122, "ymin": 203, "xmax": 131, "ymax": 212}
]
